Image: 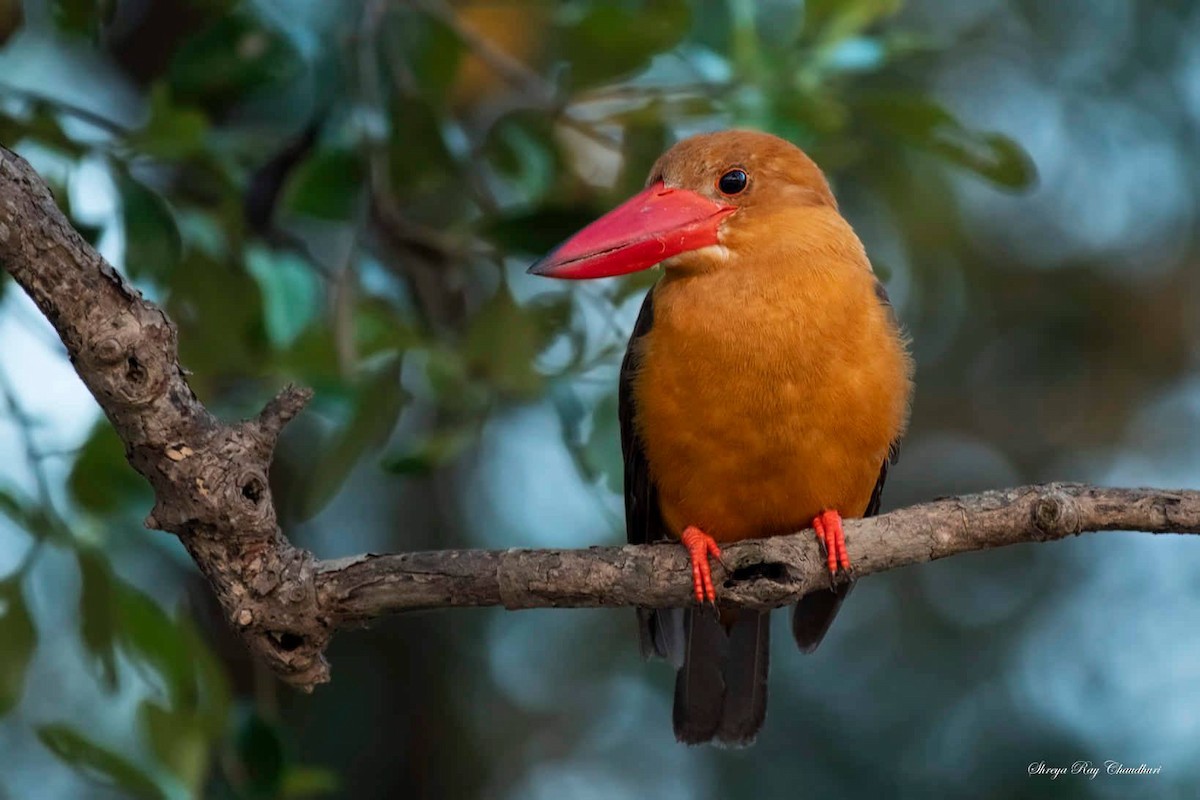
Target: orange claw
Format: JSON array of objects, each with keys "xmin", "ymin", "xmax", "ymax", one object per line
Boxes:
[
  {"xmin": 813, "ymin": 509, "xmax": 850, "ymax": 575},
  {"xmin": 680, "ymin": 526, "xmax": 722, "ymax": 604}
]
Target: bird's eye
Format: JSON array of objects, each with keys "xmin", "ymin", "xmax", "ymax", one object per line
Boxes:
[{"xmin": 717, "ymin": 169, "xmax": 748, "ymax": 196}]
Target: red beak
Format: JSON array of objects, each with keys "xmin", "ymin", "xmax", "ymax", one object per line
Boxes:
[{"xmin": 527, "ymin": 182, "xmax": 737, "ymax": 279}]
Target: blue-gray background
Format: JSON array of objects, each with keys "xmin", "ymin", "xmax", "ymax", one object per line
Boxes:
[{"xmin": 0, "ymin": 0, "xmax": 1198, "ymax": 798}]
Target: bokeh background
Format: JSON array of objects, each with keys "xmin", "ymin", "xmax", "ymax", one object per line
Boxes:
[{"xmin": 1, "ymin": 0, "xmax": 1199, "ymax": 798}]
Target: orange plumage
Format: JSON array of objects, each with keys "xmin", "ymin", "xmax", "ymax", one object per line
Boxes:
[
  {"xmin": 632, "ymin": 134, "xmax": 911, "ymax": 542},
  {"xmin": 530, "ymin": 130, "xmax": 913, "ymax": 746}
]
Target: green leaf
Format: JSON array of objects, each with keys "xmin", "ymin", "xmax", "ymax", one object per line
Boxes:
[
  {"xmin": 618, "ymin": 120, "xmax": 670, "ymax": 195},
  {"xmin": 0, "ymin": 0, "xmax": 23, "ymax": 46},
  {"xmin": 380, "ymin": 426, "xmax": 475, "ymax": 476},
  {"xmin": 859, "ymin": 93, "xmax": 1037, "ymax": 189},
  {"xmin": 583, "ymin": 393, "xmax": 622, "ymax": 493},
  {"xmin": 138, "ymin": 700, "xmax": 209, "ymax": 792},
  {"xmin": 117, "ymin": 168, "xmax": 183, "ymax": 280},
  {"xmin": 73, "ymin": 552, "xmax": 228, "ymax": 794},
  {"xmin": 483, "ymin": 111, "xmax": 559, "ymax": 204},
  {"xmin": 485, "ymin": 207, "xmax": 602, "ymax": 256},
  {"xmin": 270, "ymin": 328, "xmax": 340, "ymax": 389},
  {"xmin": 50, "ymin": 0, "xmax": 99, "ymax": 37},
  {"xmin": 297, "ymin": 356, "xmax": 408, "ymax": 520},
  {"xmin": 73, "ymin": 217, "xmax": 105, "ymax": 247},
  {"xmin": 281, "ymin": 765, "xmax": 340, "ymax": 798},
  {"xmin": 269, "ymin": 297, "xmax": 417, "ymax": 387},
  {"xmin": 77, "ymin": 548, "xmax": 119, "ymax": 691},
  {"xmin": 45, "ymin": 174, "xmax": 103, "ymax": 245},
  {"xmin": 353, "ymin": 298, "xmax": 421, "ymax": 361},
  {"xmin": 422, "ymin": 345, "xmax": 475, "ymax": 404},
  {"xmin": 245, "ymin": 247, "xmax": 321, "ymax": 350},
  {"xmin": 282, "ymin": 149, "xmax": 365, "ymax": 222},
  {"xmin": 0, "ymin": 487, "xmax": 70, "ymax": 544},
  {"xmin": 559, "ymin": 0, "xmax": 691, "ymax": 88},
  {"xmin": 689, "ymin": 0, "xmax": 731, "ymax": 53},
  {"xmin": 37, "ymin": 724, "xmax": 165, "ymax": 800},
  {"xmin": 557, "ymin": 385, "xmax": 625, "ymax": 492},
  {"xmin": 386, "ymin": 99, "xmax": 464, "ymax": 224},
  {"xmin": 389, "ymin": 9, "xmax": 465, "ymax": 106},
  {"xmin": 114, "ymin": 578, "xmax": 199, "ymax": 711},
  {"xmin": 0, "ymin": 487, "xmax": 21, "ymax": 521},
  {"xmin": 804, "ymin": 0, "xmax": 902, "ymax": 47},
  {"xmin": 751, "ymin": 0, "xmax": 805, "ymax": 48},
  {"xmin": 167, "ymin": 252, "xmax": 267, "ymax": 383},
  {"xmin": 233, "ymin": 709, "xmax": 286, "ymax": 798},
  {"xmin": 0, "ymin": 486, "xmax": 39, "ymax": 527},
  {"xmin": 169, "ymin": 11, "xmax": 302, "ymax": 109},
  {"xmin": 0, "ymin": 105, "xmax": 87, "ymax": 156},
  {"xmin": 936, "ymin": 130, "xmax": 1036, "ymax": 189},
  {"xmin": 463, "ymin": 286, "xmax": 557, "ymax": 400},
  {"xmin": 174, "ymin": 208, "xmax": 229, "ymax": 260},
  {"xmin": 180, "ymin": 618, "xmax": 231, "ymax": 738},
  {"xmin": 0, "ymin": 578, "xmax": 35, "ymax": 717},
  {"xmin": 127, "ymin": 83, "xmax": 208, "ymax": 161},
  {"xmin": 69, "ymin": 422, "xmax": 152, "ymax": 515},
  {"xmin": 77, "ymin": 547, "xmax": 229, "ymax": 732}
]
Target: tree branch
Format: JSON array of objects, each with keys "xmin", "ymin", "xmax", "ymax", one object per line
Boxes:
[
  {"xmin": 3, "ymin": 146, "xmax": 1199, "ymax": 693},
  {"xmin": 0, "ymin": 145, "xmax": 330, "ymax": 689},
  {"xmin": 316, "ymin": 483, "xmax": 1200, "ymax": 619}
]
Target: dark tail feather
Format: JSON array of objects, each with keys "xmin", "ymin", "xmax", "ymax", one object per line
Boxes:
[
  {"xmin": 791, "ymin": 582, "xmax": 854, "ymax": 653},
  {"xmin": 637, "ymin": 607, "xmax": 686, "ymax": 668},
  {"xmin": 672, "ymin": 609, "xmax": 727, "ymax": 744},
  {"xmin": 673, "ymin": 609, "xmax": 770, "ymax": 747},
  {"xmin": 715, "ymin": 611, "xmax": 770, "ymax": 746}
]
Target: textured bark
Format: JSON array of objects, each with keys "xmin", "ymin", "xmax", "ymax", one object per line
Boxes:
[
  {"xmin": 4, "ymin": 146, "xmax": 1200, "ymax": 693},
  {"xmin": 317, "ymin": 484, "xmax": 1200, "ymax": 620},
  {"xmin": 0, "ymin": 146, "xmax": 331, "ymax": 689}
]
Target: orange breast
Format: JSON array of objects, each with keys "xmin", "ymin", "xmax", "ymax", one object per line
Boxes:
[{"xmin": 632, "ymin": 254, "xmax": 911, "ymax": 543}]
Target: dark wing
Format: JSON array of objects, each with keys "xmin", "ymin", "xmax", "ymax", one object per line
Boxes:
[
  {"xmin": 862, "ymin": 275, "xmax": 905, "ymax": 519},
  {"xmin": 859, "ymin": 275, "xmax": 902, "ymax": 522},
  {"xmin": 620, "ymin": 288, "xmax": 686, "ymax": 664},
  {"xmin": 792, "ymin": 278, "xmax": 905, "ymax": 652},
  {"xmin": 620, "ymin": 288, "xmax": 664, "ymax": 550},
  {"xmin": 864, "ymin": 439, "xmax": 901, "ymax": 517}
]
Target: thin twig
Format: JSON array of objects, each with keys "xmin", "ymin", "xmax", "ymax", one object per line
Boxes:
[
  {"xmin": 0, "ymin": 365, "xmax": 57, "ymax": 511},
  {"xmin": 359, "ymin": 0, "xmax": 479, "ymax": 329},
  {"xmin": 413, "ymin": 0, "xmax": 557, "ymax": 106},
  {"xmin": 0, "ymin": 84, "xmax": 131, "ymax": 137},
  {"xmin": 0, "ymin": 364, "xmax": 67, "ymax": 578}
]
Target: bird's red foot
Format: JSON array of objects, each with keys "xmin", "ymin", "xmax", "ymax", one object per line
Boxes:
[
  {"xmin": 812, "ymin": 509, "xmax": 850, "ymax": 576},
  {"xmin": 680, "ymin": 526, "xmax": 722, "ymax": 604}
]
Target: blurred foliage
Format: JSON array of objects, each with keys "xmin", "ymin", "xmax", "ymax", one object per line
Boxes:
[
  {"xmin": 1, "ymin": 0, "xmax": 1198, "ymax": 798},
  {"xmin": 0, "ymin": 575, "xmax": 34, "ymax": 717}
]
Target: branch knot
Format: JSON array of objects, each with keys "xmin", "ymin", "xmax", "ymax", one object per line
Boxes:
[{"xmin": 1032, "ymin": 487, "xmax": 1081, "ymax": 539}]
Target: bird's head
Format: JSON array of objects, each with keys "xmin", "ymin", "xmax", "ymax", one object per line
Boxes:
[{"xmin": 528, "ymin": 130, "xmax": 836, "ymax": 279}]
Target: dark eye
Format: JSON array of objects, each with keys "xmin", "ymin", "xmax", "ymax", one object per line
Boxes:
[{"xmin": 718, "ymin": 169, "xmax": 748, "ymax": 195}]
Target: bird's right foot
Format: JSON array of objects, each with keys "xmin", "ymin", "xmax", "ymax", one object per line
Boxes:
[
  {"xmin": 680, "ymin": 526, "xmax": 722, "ymax": 605},
  {"xmin": 812, "ymin": 509, "xmax": 850, "ymax": 578}
]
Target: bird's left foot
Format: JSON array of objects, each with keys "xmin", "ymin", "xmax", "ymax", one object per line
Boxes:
[
  {"xmin": 812, "ymin": 509, "xmax": 850, "ymax": 578},
  {"xmin": 680, "ymin": 526, "xmax": 723, "ymax": 605}
]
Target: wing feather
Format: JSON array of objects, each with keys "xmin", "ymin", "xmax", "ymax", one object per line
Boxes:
[{"xmin": 620, "ymin": 288, "xmax": 686, "ymax": 663}]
